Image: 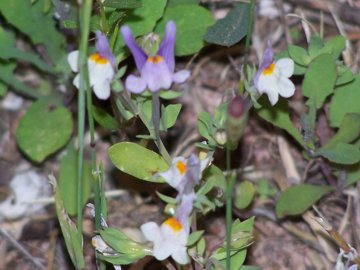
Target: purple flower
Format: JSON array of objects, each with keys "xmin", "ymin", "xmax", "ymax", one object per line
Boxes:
[{"xmin": 121, "ymin": 21, "xmax": 190, "ymax": 93}]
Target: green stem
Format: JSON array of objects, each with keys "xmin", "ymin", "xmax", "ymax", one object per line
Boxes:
[
  {"xmin": 240, "ymin": 0, "xmax": 255, "ymax": 94},
  {"xmin": 77, "ymin": 0, "xmax": 93, "ymax": 244},
  {"xmin": 225, "ymin": 146, "xmax": 236, "ymax": 270},
  {"xmin": 151, "ymin": 92, "xmax": 171, "ymax": 163},
  {"xmin": 97, "ymin": 0, "xmax": 108, "ymax": 34},
  {"xmin": 85, "ymin": 69, "xmax": 101, "ymax": 231}
]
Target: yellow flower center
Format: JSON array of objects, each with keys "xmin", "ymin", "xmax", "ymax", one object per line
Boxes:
[
  {"xmin": 163, "ymin": 217, "xmax": 183, "ymax": 232},
  {"xmin": 90, "ymin": 53, "xmax": 108, "ymax": 65},
  {"xmin": 262, "ymin": 63, "xmax": 275, "ymax": 75},
  {"xmin": 147, "ymin": 55, "xmax": 163, "ymax": 64},
  {"xmin": 91, "ymin": 238, "xmax": 97, "ymax": 248},
  {"xmin": 176, "ymin": 161, "xmax": 187, "ymax": 175}
]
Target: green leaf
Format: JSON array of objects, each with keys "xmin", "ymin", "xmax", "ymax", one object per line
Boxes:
[
  {"xmin": 93, "ymin": 106, "xmax": 118, "ymax": 130},
  {"xmin": 159, "ymin": 90, "xmax": 183, "ymax": 100},
  {"xmin": 323, "ymin": 113, "xmax": 360, "ymax": 149},
  {"xmin": 0, "ymin": 60, "xmax": 40, "ymax": 99},
  {"xmin": 161, "ymin": 104, "xmax": 181, "ymax": 129},
  {"xmin": 288, "ymin": 45, "xmax": 311, "ymax": 66},
  {"xmin": 316, "ymin": 143, "xmax": 360, "ymax": 165},
  {"xmin": 100, "ymin": 227, "xmax": 148, "ymax": 260},
  {"xmin": 0, "ymin": 0, "xmax": 65, "ymax": 63},
  {"xmin": 102, "ymin": 0, "xmax": 141, "ymax": 9},
  {"xmin": 308, "ymin": 35, "xmax": 324, "ymax": 58},
  {"xmin": 108, "ymin": 142, "xmax": 169, "ymax": 182},
  {"xmin": 212, "ymin": 218, "xmax": 254, "ymax": 269},
  {"xmin": 240, "ymin": 266, "xmax": 262, "ymax": 270},
  {"xmin": 187, "ymin": 230, "xmax": 204, "ymax": 246},
  {"xmin": 115, "ymin": 0, "xmax": 167, "ymax": 48},
  {"xmin": 302, "ymin": 54, "xmax": 337, "ymax": 109},
  {"xmin": 335, "ymin": 66, "xmax": 354, "ymax": 86},
  {"xmin": 276, "ymin": 184, "xmax": 333, "ymax": 218},
  {"xmin": 155, "ymin": 4, "xmax": 215, "ymax": 56},
  {"xmin": 168, "ymin": 0, "xmax": 198, "ymax": 7},
  {"xmin": 59, "ymin": 144, "xmax": 92, "ymax": 216},
  {"xmin": 0, "ymin": 27, "xmax": 53, "ymax": 73},
  {"xmin": 234, "ymin": 181, "xmax": 255, "ymax": 209},
  {"xmin": 345, "ymin": 165, "xmax": 360, "ymax": 187},
  {"xmin": 16, "ymin": 97, "xmax": 73, "ymax": 163},
  {"xmin": 329, "ymin": 75, "xmax": 360, "ymax": 127},
  {"xmin": 320, "ymin": 35, "xmax": 346, "ymax": 60},
  {"xmin": 51, "ymin": 176, "xmax": 85, "ymax": 268},
  {"xmin": 204, "ymin": 3, "xmax": 249, "ymax": 47},
  {"xmin": 257, "ymin": 97, "xmax": 304, "ymax": 146},
  {"xmin": 156, "ymin": 191, "xmax": 177, "ymax": 204}
]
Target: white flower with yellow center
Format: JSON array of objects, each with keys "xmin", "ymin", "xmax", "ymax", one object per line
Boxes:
[
  {"xmin": 141, "ymin": 217, "xmax": 189, "ymax": 265},
  {"xmin": 67, "ymin": 31, "xmax": 115, "ymax": 100},
  {"xmin": 254, "ymin": 42, "xmax": 295, "ymax": 105}
]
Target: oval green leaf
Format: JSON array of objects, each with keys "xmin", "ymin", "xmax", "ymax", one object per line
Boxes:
[
  {"xmin": 302, "ymin": 54, "xmax": 337, "ymax": 109},
  {"xmin": 155, "ymin": 4, "xmax": 215, "ymax": 56},
  {"xmin": 108, "ymin": 142, "xmax": 168, "ymax": 182},
  {"xmin": 16, "ymin": 97, "xmax": 73, "ymax": 163},
  {"xmin": 276, "ymin": 184, "xmax": 333, "ymax": 218}
]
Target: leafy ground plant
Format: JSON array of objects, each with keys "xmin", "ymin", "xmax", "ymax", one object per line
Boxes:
[{"xmin": 1, "ymin": 0, "xmax": 360, "ymax": 270}]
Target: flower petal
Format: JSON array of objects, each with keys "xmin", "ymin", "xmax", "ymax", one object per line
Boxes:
[
  {"xmin": 125, "ymin": 74, "xmax": 146, "ymax": 94},
  {"xmin": 142, "ymin": 60, "xmax": 172, "ymax": 92},
  {"xmin": 266, "ymin": 88, "xmax": 279, "ymax": 105},
  {"xmin": 158, "ymin": 21, "xmax": 176, "ymax": 72},
  {"xmin": 157, "ymin": 156, "xmax": 186, "ymax": 189},
  {"xmin": 153, "ymin": 240, "xmax": 172, "ymax": 261},
  {"xmin": 278, "ymin": 76, "xmax": 295, "ymax": 98},
  {"xmin": 67, "ymin": 51, "xmax": 79, "ymax": 72},
  {"xmin": 73, "ymin": 74, "xmax": 80, "ymax": 89},
  {"xmin": 173, "ymin": 70, "xmax": 190, "ymax": 84},
  {"xmin": 88, "ymin": 60, "xmax": 114, "ymax": 99},
  {"xmin": 254, "ymin": 41, "xmax": 274, "ymax": 88},
  {"xmin": 259, "ymin": 40, "xmax": 274, "ymax": 71},
  {"xmin": 96, "ymin": 31, "xmax": 116, "ymax": 68},
  {"xmin": 93, "ymin": 80, "xmax": 111, "ymax": 100},
  {"xmin": 141, "ymin": 222, "xmax": 161, "ymax": 242},
  {"xmin": 121, "ymin": 26, "xmax": 147, "ymax": 70},
  {"xmin": 171, "ymin": 245, "xmax": 189, "ymax": 265},
  {"xmin": 276, "ymin": 58, "xmax": 294, "ymax": 77},
  {"xmin": 257, "ymin": 74, "xmax": 279, "ymax": 105}
]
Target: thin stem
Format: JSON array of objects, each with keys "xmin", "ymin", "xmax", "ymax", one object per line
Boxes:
[
  {"xmin": 242, "ymin": 0, "xmax": 255, "ymax": 72},
  {"xmin": 225, "ymin": 146, "xmax": 232, "ymax": 270},
  {"xmin": 152, "ymin": 92, "xmax": 172, "ymax": 164},
  {"xmin": 77, "ymin": 0, "xmax": 93, "ymax": 243}
]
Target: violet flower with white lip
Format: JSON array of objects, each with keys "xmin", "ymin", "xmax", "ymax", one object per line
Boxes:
[
  {"xmin": 121, "ymin": 21, "xmax": 190, "ymax": 93},
  {"xmin": 67, "ymin": 31, "xmax": 115, "ymax": 100},
  {"xmin": 253, "ymin": 41, "xmax": 295, "ymax": 105}
]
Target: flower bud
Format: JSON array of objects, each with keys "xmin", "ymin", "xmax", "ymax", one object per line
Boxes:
[
  {"xmin": 142, "ymin": 33, "xmax": 160, "ymax": 56},
  {"xmin": 226, "ymin": 95, "xmax": 249, "ymax": 146},
  {"xmin": 214, "ymin": 129, "xmax": 227, "ymax": 146}
]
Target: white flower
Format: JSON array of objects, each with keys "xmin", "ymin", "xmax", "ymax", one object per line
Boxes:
[
  {"xmin": 254, "ymin": 42, "xmax": 295, "ymax": 105},
  {"xmin": 141, "ymin": 218, "xmax": 189, "ymax": 265},
  {"xmin": 67, "ymin": 31, "xmax": 115, "ymax": 100},
  {"xmin": 157, "ymin": 156, "xmax": 188, "ymax": 189},
  {"xmin": 156, "ymin": 153, "xmax": 212, "ymax": 192}
]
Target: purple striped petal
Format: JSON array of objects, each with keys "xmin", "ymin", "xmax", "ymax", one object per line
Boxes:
[
  {"xmin": 158, "ymin": 21, "xmax": 176, "ymax": 72},
  {"xmin": 254, "ymin": 40, "xmax": 274, "ymax": 87},
  {"xmin": 95, "ymin": 31, "xmax": 116, "ymax": 68},
  {"xmin": 121, "ymin": 26, "xmax": 147, "ymax": 71}
]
